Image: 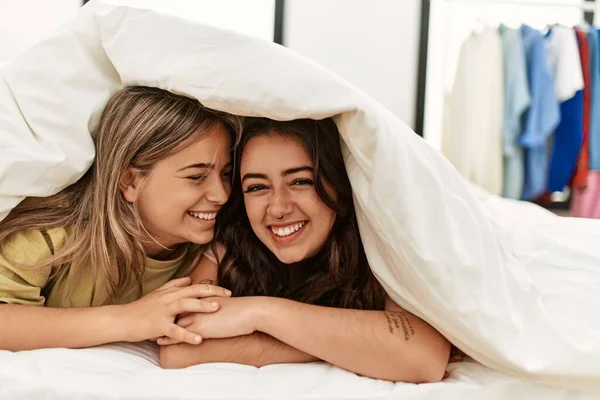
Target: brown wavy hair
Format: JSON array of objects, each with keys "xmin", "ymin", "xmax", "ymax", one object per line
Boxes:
[
  {"xmin": 0, "ymin": 86, "xmax": 242, "ymax": 304},
  {"xmin": 217, "ymin": 117, "xmax": 386, "ymax": 310}
]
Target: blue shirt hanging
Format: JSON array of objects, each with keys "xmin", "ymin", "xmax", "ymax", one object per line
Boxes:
[
  {"xmin": 499, "ymin": 25, "xmax": 531, "ymax": 200},
  {"xmin": 520, "ymin": 25, "xmax": 560, "ymax": 201},
  {"xmin": 546, "ymin": 26, "xmax": 584, "ymax": 192}
]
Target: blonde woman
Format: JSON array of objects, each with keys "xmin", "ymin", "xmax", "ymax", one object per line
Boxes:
[{"xmin": 0, "ymin": 86, "xmax": 242, "ymax": 351}]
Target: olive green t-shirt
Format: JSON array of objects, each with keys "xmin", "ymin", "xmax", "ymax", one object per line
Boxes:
[{"xmin": 0, "ymin": 227, "xmax": 197, "ymax": 307}]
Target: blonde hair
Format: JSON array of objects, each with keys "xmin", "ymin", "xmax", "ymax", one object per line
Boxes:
[{"xmin": 0, "ymin": 86, "xmax": 243, "ymax": 304}]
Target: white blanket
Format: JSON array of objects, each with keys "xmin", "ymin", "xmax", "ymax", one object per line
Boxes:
[
  {"xmin": 1, "ymin": 0, "xmax": 599, "ymax": 391},
  {"xmin": 0, "ymin": 342, "xmax": 594, "ymax": 400}
]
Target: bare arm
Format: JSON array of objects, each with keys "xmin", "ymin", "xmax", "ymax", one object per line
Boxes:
[
  {"xmin": 0, "ymin": 278, "xmax": 230, "ymax": 351},
  {"xmin": 162, "ymin": 258, "xmax": 450, "ymax": 380},
  {"xmin": 0, "ymin": 303, "xmax": 127, "ymax": 351},
  {"xmin": 160, "ymin": 256, "xmax": 317, "ymax": 368},
  {"xmin": 252, "ymin": 296, "xmax": 450, "ymax": 383},
  {"xmin": 175, "ymin": 295, "xmax": 450, "ymax": 382},
  {"xmin": 160, "ymin": 332, "xmax": 317, "ymax": 368}
]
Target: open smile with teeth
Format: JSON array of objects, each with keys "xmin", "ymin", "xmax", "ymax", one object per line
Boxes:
[
  {"xmin": 271, "ymin": 221, "xmax": 306, "ymax": 237},
  {"xmin": 188, "ymin": 211, "xmax": 217, "ymax": 221}
]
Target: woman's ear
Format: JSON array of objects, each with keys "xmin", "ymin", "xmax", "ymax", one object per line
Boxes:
[{"xmin": 119, "ymin": 168, "xmax": 143, "ymax": 203}]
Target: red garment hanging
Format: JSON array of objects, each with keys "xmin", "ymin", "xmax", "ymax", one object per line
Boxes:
[{"xmin": 572, "ymin": 28, "xmax": 591, "ymax": 192}]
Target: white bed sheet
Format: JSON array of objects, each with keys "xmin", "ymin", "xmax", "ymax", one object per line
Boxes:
[{"xmin": 0, "ymin": 341, "xmax": 594, "ymax": 400}]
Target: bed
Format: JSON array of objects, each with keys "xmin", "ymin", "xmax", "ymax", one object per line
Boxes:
[
  {"xmin": 0, "ymin": 341, "xmax": 594, "ymax": 400},
  {"xmin": 2, "ymin": 0, "xmax": 600, "ymax": 394},
  {"xmin": 0, "ymin": 193, "xmax": 594, "ymax": 400}
]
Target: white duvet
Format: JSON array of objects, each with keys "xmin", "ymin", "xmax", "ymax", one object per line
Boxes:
[{"xmin": 0, "ymin": 0, "xmax": 599, "ymax": 394}]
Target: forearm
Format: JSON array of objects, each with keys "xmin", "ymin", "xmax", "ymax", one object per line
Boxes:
[
  {"xmin": 255, "ymin": 298, "xmax": 450, "ymax": 383},
  {"xmin": 0, "ymin": 303, "xmax": 127, "ymax": 351},
  {"xmin": 160, "ymin": 332, "xmax": 318, "ymax": 369}
]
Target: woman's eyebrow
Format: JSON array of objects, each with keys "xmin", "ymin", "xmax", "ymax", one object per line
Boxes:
[
  {"xmin": 177, "ymin": 162, "xmax": 215, "ymax": 171},
  {"xmin": 282, "ymin": 166, "xmax": 313, "ymax": 176},
  {"xmin": 241, "ymin": 173, "xmax": 267, "ymax": 183},
  {"xmin": 241, "ymin": 166, "xmax": 313, "ymax": 183}
]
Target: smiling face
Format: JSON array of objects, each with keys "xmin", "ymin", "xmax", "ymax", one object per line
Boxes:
[
  {"xmin": 120, "ymin": 123, "xmax": 232, "ymax": 256},
  {"xmin": 240, "ymin": 134, "xmax": 337, "ymax": 264}
]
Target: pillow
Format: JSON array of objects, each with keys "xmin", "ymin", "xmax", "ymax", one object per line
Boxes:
[{"xmin": 1, "ymin": 0, "xmax": 599, "ymax": 390}]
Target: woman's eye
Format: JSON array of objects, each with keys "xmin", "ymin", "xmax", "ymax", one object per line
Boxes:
[
  {"xmin": 187, "ymin": 174, "xmax": 208, "ymax": 183},
  {"xmin": 244, "ymin": 184, "xmax": 267, "ymax": 193},
  {"xmin": 221, "ymin": 170, "xmax": 232, "ymax": 181},
  {"xmin": 292, "ymin": 178, "xmax": 314, "ymax": 187}
]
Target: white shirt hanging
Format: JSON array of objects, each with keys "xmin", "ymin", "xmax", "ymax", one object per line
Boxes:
[
  {"xmin": 545, "ymin": 25, "xmax": 584, "ymax": 102},
  {"xmin": 442, "ymin": 27, "xmax": 504, "ymax": 195}
]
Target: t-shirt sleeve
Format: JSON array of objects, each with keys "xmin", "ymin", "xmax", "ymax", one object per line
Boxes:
[{"xmin": 0, "ymin": 229, "xmax": 55, "ymax": 305}]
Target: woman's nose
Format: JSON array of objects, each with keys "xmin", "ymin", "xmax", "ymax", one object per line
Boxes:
[
  {"xmin": 206, "ymin": 175, "xmax": 229, "ymax": 205},
  {"xmin": 267, "ymin": 191, "xmax": 293, "ymax": 218}
]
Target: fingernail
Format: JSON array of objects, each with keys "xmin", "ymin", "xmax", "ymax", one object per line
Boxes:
[
  {"xmin": 211, "ymin": 302, "xmax": 218, "ymax": 308},
  {"xmin": 225, "ymin": 289, "xmax": 232, "ymax": 296},
  {"xmin": 194, "ymin": 336, "xmax": 201, "ymax": 343}
]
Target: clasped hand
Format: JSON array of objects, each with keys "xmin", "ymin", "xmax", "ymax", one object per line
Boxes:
[
  {"xmin": 157, "ymin": 296, "xmax": 260, "ymax": 346},
  {"xmin": 122, "ymin": 277, "xmax": 232, "ymax": 345}
]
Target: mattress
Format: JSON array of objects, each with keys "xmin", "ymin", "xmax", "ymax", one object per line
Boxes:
[{"xmin": 0, "ymin": 341, "xmax": 594, "ymax": 400}]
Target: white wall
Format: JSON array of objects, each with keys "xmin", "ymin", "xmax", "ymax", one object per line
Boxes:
[
  {"xmin": 284, "ymin": 0, "xmax": 422, "ymax": 128},
  {"xmin": 0, "ymin": 0, "xmax": 81, "ymax": 63},
  {"xmin": 102, "ymin": 0, "xmax": 275, "ymax": 41},
  {"xmin": 0, "ymin": 0, "xmax": 423, "ymax": 129},
  {"xmin": 0, "ymin": 0, "xmax": 275, "ymax": 65}
]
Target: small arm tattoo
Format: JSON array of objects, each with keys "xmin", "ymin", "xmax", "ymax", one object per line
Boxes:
[{"xmin": 384, "ymin": 311, "xmax": 416, "ymax": 341}]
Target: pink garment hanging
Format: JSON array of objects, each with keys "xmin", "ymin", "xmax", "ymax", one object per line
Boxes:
[{"xmin": 570, "ymin": 171, "xmax": 600, "ymax": 218}]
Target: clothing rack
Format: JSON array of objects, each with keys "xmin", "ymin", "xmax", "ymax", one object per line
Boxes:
[
  {"xmin": 416, "ymin": 0, "xmax": 598, "ymax": 137},
  {"xmin": 417, "ymin": 0, "xmax": 600, "ymax": 212},
  {"xmin": 433, "ymin": 0, "xmax": 597, "ymax": 12}
]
